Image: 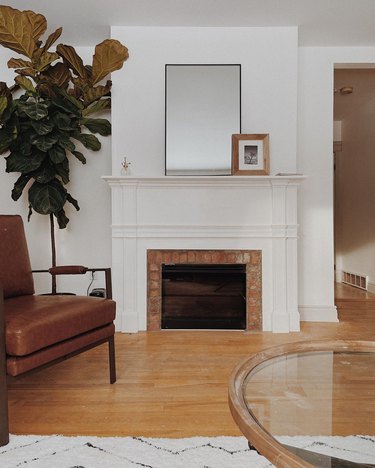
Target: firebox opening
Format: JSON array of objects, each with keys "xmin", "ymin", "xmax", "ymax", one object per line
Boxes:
[{"xmin": 161, "ymin": 264, "xmax": 246, "ymax": 330}]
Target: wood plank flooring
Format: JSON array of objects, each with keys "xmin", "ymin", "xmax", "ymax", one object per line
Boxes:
[{"xmin": 7, "ymin": 283, "xmax": 375, "ymax": 437}]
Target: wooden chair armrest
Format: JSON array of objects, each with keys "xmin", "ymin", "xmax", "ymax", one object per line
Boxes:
[
  {"xmin": 49, "ymin": 265, "xmax": 88, "ymax": 275},
  {"xmin": 32, "ymin": 267, "xmax": 113, "ymax": 299}
]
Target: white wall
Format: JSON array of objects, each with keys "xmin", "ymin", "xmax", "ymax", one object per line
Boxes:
[
  {"xmin": 0, "ymin": 47, "xmax": 112, "ymax": 294},
  {"xmin": 298, "ymin": 47, "xmax": 375, "ymax": 320},
  {"xmin": 110, "ymin": 27, "xmax": 298, "ymax": 176},
  {"xmin": 4, "ymin": 27, "xmax": 374, "ymax": 320}
]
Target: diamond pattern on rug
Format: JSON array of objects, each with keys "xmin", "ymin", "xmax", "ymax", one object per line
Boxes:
[
  {"xmin": 0, "ymin": 434, "xmax": 374, "ymax": 468},
  {"xmin": 278, "ymin": 435, "xmax": 375, "ymax": 465},
  {"xmin": 0, "ymin": 436, "xmax": 271, "ymax": 468}
]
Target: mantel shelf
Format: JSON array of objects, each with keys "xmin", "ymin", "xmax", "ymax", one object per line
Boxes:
[{"xmin": 103, "ymin": 174, "xmax": 306, "ymax": 188}]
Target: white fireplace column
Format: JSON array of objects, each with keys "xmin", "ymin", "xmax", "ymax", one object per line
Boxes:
[
  {"xmin": 103, "ymin": 175, "xmax": 305, "ymax": 333},
  {"xmin": 271, "ymin": 179, "xmax": 300, "ymax": 332}
]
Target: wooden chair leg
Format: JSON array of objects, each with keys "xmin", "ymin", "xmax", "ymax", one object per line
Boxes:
[
  {"xmin": 108, "ymin": 335, "xmax": 116, "ymax": 384},
  {"xmin": 0, "ymin": 289, "xmax": 9, "ymax": 446}
]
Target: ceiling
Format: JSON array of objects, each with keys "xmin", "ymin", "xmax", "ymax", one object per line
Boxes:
[{"xmin": 5, "ymin": 0, "xmax": 375, "ymax": 47}]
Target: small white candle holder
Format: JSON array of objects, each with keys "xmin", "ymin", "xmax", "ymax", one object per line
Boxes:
[{"xmin": 121, "ymin": 157, "xmax": 131, "ymax": 175}]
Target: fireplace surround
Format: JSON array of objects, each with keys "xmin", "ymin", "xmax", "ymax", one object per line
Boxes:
[
  {"xmin": 148, "ymin": 249, "xmax": 262, "ymax": 331},
  {"xmin": 104, "ymin": 175, "xmax": 304, "ymax": 333}
]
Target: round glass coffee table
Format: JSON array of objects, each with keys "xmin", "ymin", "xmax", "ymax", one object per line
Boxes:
[{"xmin": 229, "ymin": 340, "xmax": 375, "ymax": 467}]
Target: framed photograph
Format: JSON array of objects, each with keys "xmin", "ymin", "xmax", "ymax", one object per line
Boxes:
[{"xmin": 231, "ymin": 134, "xmax": 269, "ymax": 175}]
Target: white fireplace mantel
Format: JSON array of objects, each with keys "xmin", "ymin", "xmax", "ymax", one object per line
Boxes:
[{"xmin": 103, "ymin": 175, "xmax": 305, "ymax": 333}]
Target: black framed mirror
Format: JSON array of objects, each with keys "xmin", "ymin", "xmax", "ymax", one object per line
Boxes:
[{"xmin": 165, "ymin": 64, "xmax": 241, "ymax": 176}]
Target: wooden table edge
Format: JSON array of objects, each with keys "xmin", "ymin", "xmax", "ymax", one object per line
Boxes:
[{"xmin": 228, "ymin": 339, "xmax": 375, "ymax": 468}]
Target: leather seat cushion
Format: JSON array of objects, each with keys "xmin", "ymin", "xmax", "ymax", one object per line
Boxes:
[
  {"xmin": 7, "ymin": 323, "xmax": 115, "ymax": 376},
  {"xmin": 5, "ymin": 295, "xmax": 116, "ymax": 356}
]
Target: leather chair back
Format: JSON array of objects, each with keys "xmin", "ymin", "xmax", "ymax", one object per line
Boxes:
[{"xmin": 0, "ymin": 215, "xmax": 35, "ymax": 299}]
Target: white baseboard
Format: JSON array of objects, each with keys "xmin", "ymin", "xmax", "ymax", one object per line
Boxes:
[
  {"xmin": 299, "ymin": 305, "xmax": 339, "ymax": 322},
  {"xmin": 368, "ymin": 282, "xmax": 375, "ymax": 294}
]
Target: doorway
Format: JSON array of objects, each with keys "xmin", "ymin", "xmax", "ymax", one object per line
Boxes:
[{"xmin": 333, "ymin": 66, "xmax": 375, "ymax": 304}]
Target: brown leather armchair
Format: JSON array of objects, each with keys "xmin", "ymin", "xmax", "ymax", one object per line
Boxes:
[{"xmin": 0, "ymin": 215, "xmax": 117, "ymax": 446}]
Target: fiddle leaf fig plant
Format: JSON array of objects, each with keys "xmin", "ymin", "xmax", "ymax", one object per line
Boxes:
[{"xmin": 0, "ymin": 5, "xmax": 129, "ymax": 229}]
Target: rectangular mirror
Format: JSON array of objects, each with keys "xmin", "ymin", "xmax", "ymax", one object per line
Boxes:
[{"xmin": 165, "ymin": 64, "xmax": 241, "ymax": 176}]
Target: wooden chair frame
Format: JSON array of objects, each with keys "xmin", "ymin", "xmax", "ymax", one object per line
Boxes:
[{"xmin": 0, "ymin": 267, "xmax": 116, "ymax": 447}]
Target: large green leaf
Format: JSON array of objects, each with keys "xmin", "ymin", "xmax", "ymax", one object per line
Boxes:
[
  {"xmin": 0, "ymin": 81, "xmax": 11, "ymax": 99},
  {"xmin": 54, "ymin": 87, "xmax": 84, "ymax": 110},
  {"xmin": 41, "ymin": 27, "xmax": 62, "ymax": 54},
  {"xmin": 16, "ymin": 137, "xmax": 32, "ymax": 156},
  {"xmin": 18, "ymin": 101, "xmax": 48, "ymax": 120},
  {"xmin": 0, "ymin": 96, "xmax": 8, "ymax": 116},
  {"xmin": 54, "ymin": 208, "xmax": 69, "ymax": 229},
  {"xmin": 11, "ymin": 173, "xmax": 31, "ymax": 200},
  {"xmin": 6, "ymin": 150, "xmax": 45, "ymax": 173},
  {"xmin": 82, "ymin": 98, "xmax": 111, "ymax": 117},
  {"xmin": 72, "ymin": 132, "xmax": 101, "ymax": 151},
  {"xmin": 72, "ymin": 150, "xmax": 86, "ymax": 164},
  {"xmin": 31, "ymin": 119, "xmax": 54, "ymax": 135},
  {"xmin": 36, "ymin": 83, "xmax": 55, "ymax": 98},
  {"xmin": 33, "ymin": 160, "xmax": 56, "ymax": 183},
  {"xmin": 36, "ymin": 51, "xmax": 59, "ymax": 72},
  {"xmin": 48, "ymin": 144, "xmax": 66, "ymax": 164},
  {"xmin": 80, "ymin": 117, "xmax": 111, "ymax": 136},
  {"xmin": 58, "ymin": 138, "xmax": 75, "ymax": 152},
  {"xmin": 28, "ymin": 178, "xmax": 67, "ymax": 215},
  {"xmin": 54, "ymin": 158, "xmax": 70, "ymax": 184},
  {"xmin": 83, "ymin": 82, "xmax": 111, "ymax": 105},
  {"xmin": 92, "ymin": 39, "xmax": 129, "ymax": 85},
  {"xmin": 27, "ymin": 10, "xmax": 47, "ymax": 44},
  {"xmin": 67, "ymin": 192, "xmax": 79, "ymax": 211},
  {"xmin": 0, "ymin": 100, "xmax": 16, "ymax": 124},
  {"xmin": 14, "ymin": 67, "xmax": 36, "ymax": 78},
  {"xmin": 7, "ymin": 58, "xmax": 33, "ymax": 68},
  {"xmin": 56, "ymin": 44, "xmax": 87, "ymax": 78},
  {"xmin": 14, "ymin": 76, "xmax": 36, "ymax": 94},
  {"xmin": 41, "ymin": 62, "xmax": 71, "ymax": 89},
  {"xmin": 31, "ymin": 133, "xmax": 58, "ymax": 151},
  {"xmin": 52, "ymin": 96, "xmax": 81, "ymax": 116},
  {"xmin": 0, "ymin": 6, "xmax": 46, "ymax": 58},
  {"xmin": 0, "ymin": 137, "xmax": 13, "ymax": 154},
  {"xmin": 50, "ymin": 112, "xmax": 72, "ymax": 131}
]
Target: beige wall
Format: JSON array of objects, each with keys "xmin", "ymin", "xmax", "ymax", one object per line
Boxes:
[{"xmin": 334, "ymin": 69, "xmax": 375, "ymax": 292}]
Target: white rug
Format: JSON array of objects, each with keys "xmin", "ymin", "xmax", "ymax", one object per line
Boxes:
[{"xmin": 0, "ymin": 434, "xmax": 374, "ymax": 467}]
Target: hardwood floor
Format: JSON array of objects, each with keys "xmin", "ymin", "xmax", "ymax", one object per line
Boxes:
[{"xmin": 7, "ymin": 283, "xmax": 375, "ymax": 438}]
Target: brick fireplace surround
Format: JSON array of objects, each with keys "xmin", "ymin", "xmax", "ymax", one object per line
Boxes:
[{"xmin": 147, "ymin": 249, "xmax": 262, "ymax": 331}]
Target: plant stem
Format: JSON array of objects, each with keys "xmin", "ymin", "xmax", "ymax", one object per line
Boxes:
[{"xmin": 50, "ymin": 213, "xmax": 57, "ymax": 294}]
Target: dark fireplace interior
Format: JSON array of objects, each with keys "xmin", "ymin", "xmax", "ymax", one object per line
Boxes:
[{"xmin": 161, "ymin": 264, "xmax": 246, "ymax": 330}]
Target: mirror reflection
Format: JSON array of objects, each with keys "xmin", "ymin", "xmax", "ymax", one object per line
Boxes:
[{"xmin": 165, "ymin": 64, "xmax": 241, "ymax": 175}]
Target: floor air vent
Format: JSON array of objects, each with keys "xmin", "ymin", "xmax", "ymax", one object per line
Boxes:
[{"xmin": 342, "ymin": 271, "xmax": 368, "ymax": 290}]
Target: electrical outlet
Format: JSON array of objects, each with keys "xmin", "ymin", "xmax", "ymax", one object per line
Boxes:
[{"xmin": 89, "ymin": 288, "xmax": 106, "ymax": 298}]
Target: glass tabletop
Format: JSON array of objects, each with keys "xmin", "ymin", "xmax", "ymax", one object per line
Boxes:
[
  {"xmin": 229, "ymin": 341, "xmax": 375, "ymax": 467},
  {"xmin": 244, "ymin": 351, "xmax": 375, "ymax": 438}
]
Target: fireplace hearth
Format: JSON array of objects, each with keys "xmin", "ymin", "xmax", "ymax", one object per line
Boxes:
[{"xmin": 161, "ymin": 264, "xmax": 246, "ymax": 330}]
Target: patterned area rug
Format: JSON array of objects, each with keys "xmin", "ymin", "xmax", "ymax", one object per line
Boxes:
[{"xmin": 0, "ymin": 434, "xmax": 374, "ymax": 467}]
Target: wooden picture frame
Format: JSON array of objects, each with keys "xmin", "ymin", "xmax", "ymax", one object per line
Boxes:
[{"xmin": 231, "ymin": 134, "xmax": 269, "ymax": 175}]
